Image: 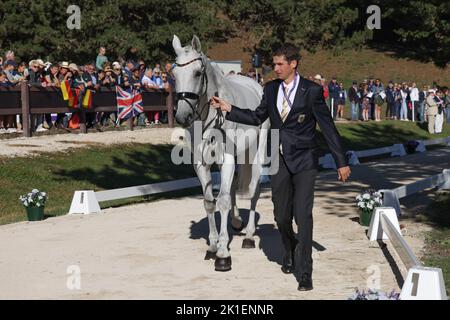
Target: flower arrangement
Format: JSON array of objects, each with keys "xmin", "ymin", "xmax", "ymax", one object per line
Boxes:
[
  {"xmin": 356, "ymin": 189, "xmax": 382, "ymax": 211},
  {"xmin": 355, "ymin": 189, "xmax": 382, "ymax": 226},
  {"xmin": 348, "ymin": 288, "xmax": 400, "ymax": 300},
  {"xmin": 19, "ymin": 189, "xmax": 48, "ymax": 208}
]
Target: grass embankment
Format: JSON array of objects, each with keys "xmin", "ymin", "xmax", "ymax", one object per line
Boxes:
[
  {"xmin": 0, "ymin": 121, "xmax": 448, "ymax": 225},
  {"xmin": 416, "ymin": 193, "xmax": 450, "ymax": 295}
]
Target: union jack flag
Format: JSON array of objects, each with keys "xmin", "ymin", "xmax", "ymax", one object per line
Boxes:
[{"xmin": 116, "ymin": 86, "xmax": 144, "ymax": 121}]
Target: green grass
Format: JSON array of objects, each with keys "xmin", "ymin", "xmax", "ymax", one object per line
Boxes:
[
  {"xmin": 417, "ymin": 193, "xmax": 450, "ymax": 295},
  {"xmin": 0, "ymin": 120, "xmax": 449, "ymax": 225},
  {"xmin": 0, "ymin": 143, "xmax": 196, "ymax": 225},
  {"xmin": 319, "ymin": 120, "xmax": 450, "ymax": 153}
]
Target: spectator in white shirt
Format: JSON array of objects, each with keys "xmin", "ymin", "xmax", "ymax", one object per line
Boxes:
[
  {"xmin": 409, "ymin": 82, "xmax": 419, "ymax": 121},
  {"xmin": 141, "ymin": 68, "xmax": 160, "ymax": 125},
  {"xmin": 141, "ymin": 68, "xmax": 158, "ymax": 89}
]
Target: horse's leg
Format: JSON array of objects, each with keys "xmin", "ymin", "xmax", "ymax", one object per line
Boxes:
[
  {"xmin": 230, "ymin": 170, "xmax": 244, "ymax": 232},
  {"xmin": 241, "ymin": 121, "xmax": 269, "ymax": 248},
  {"xmin": 242, "ymin": 161, "xmax": 262, "ymax": 249},
  {"xmin": 214, "ymin": 152, "xmax": 235, "ymax": 271},
  {"xmin": 194, "ymin": 164, "xmax": 219, "ymax": 260}
]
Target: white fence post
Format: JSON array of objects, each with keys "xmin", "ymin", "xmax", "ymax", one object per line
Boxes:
[
  {"xmin": 69, "ymin": 190, "xmax": 101, "ymax": 215},
  {"xmin": 319, "ymin": 153, "xmax": 337, "ymax": 169},
  {"xmin": 415, "ymin": 140, "xmax": 426, "ymax": 153},
  {"xmin": 367, "ymin": 207, "xmax": 448, "ymax": 300},
  {"xmin": 391, "ymin": 143, "xmax": 406, "ymax": 157},
  {"xmin": 379, "ymin": 189, "xmax": 402, "ymax": 216},
  {"xmin": 367, "ymin": 207, "xmax": 401, "ymax": 241},
  {"xmin": 400, "ymin": 266, "xmax": 448, "ymax": 300},
  {"xmin": 440, "ymin": 169, "xmax": 450, "ymax": 190},
  {"xmin": 346, "ymin": 151, "xmax": 360, "ymax": 166}
]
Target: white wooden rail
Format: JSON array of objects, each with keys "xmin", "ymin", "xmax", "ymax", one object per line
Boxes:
[{"xmin": 368, "ymin": 207, "xmax": 447, "ymax": 300}]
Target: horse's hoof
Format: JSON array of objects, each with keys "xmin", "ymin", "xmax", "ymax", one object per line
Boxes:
[
  {"xmin": 242, "ymin": 238, "xmax": 255, "ymax": 249},
  {"xmin": 204, "ymin": 250, "xmax": 217, "ymax": 260},
  {"xmin": 214, "ymin": 256, "xmax": 232, "ymax": 272},
  {"xmin": 231, "ymin": 217, "xmax": 244, "ymax": 232}
]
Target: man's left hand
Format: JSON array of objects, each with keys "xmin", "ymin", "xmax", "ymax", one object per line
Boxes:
[{"xmin": 337, "ymin": 166, "xmax": 351, "ymax": 182}]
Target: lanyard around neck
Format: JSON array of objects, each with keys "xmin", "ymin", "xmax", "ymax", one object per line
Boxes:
[{"xmin": 281, "ymin": 73, "xmax": 298, "ymax": 109}]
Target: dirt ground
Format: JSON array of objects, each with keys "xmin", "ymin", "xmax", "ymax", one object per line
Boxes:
[{"xmin": 1, "ymin": 141, "xmax": 447, "ymax": 299}]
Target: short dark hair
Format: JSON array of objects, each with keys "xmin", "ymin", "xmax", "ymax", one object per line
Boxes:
[{"xmin": 273, "ymin": 44, "xmax": 301, "ymax": 67}]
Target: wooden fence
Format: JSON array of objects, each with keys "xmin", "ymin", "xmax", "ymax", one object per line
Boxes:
[{"xmin": 0, "ymin": 81, "xmax": 174, "ymax": 137}]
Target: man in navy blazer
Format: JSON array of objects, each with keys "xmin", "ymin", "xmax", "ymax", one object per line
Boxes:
[{"xmin": 211, "ymin": 44, "xmax": 351, "ymax": 291}]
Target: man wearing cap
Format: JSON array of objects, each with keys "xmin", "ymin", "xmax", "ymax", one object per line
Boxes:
[
  {"xmin": 211, "ymin": 44, "xmax": 350, "ymax": 292},
  {"xmin": 426, "ymin": 90, "xmax": 439, "ymax": 134}
]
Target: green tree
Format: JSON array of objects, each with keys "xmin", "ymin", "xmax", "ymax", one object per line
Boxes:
[{"xmin": 0, "ymin": 0, "xmax": 224, "ymax": 64}]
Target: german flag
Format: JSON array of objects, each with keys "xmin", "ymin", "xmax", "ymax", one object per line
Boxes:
[
  {"xmin": 69, "ymin": 88, "xmax": 80, "ymax": 108},
  {"xmin": 61, "ymin": 80, "xmax": 72, "ymax": 101},
  {"xmin": 82, "ymin": 89, "xmax": 93, "ymax": 109}
]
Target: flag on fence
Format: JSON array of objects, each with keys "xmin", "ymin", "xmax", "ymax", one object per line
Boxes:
[
  {"xmin": 82, "ymin": 89, "xmax": 93, "ymax": 109},
  {"xmin": 61, "ymin": 80, "xmax": 72, "ymax": 101},
  {"xmin": 116, "ymin": 86, "xmax": 144, "ymax": 121},
  {"xmin": 68, "ymin": 88, "xmax": 81, "ymax": 108}
]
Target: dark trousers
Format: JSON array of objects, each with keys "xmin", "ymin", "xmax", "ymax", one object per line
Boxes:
[{"xmin": 271, "ymin": 154, "xmax": 317, "ymax": 277}]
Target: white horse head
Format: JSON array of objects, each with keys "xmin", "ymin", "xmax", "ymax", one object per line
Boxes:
[{"xmin": 172, "ymin": 35, "xmax": 210, "ymax": 127}]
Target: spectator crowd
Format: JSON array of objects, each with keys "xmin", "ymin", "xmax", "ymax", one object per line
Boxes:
[
  {"xmin": 0, "ymin": 47, "xmax": 175, "ymax": 134},
  {"xmin": 0, "ymin": 47, "xmax": 449, "ymax": 136},
  {"xmin": 309, "ymin": 74, "xmax": 450, "ymax": 134}
]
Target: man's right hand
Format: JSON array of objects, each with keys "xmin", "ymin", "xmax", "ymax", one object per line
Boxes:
[{"xmin": 210, "ymin": 96, "xmax": 232, "ymax": 112}]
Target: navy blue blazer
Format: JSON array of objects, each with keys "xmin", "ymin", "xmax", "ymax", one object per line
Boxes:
[{"xmin": 226, "ymin": 76, "xmax": 348, "ymax": 174}]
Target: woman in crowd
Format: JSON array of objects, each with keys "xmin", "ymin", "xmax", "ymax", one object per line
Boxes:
[
  {"xmin": 336, "ymin": 82, "xmax": 346, "ymax": 120},
  {"xmin": 361, "ymin": 83, "xmax": 371, "ymax": 121},
  {"xmin": 45, "ymin": 63, "xmax": 61, "ymax": 86},
  {"xmin": 141, "ymin": 68, "xmax": 160, "ymax": 125},
  {"xmin": 400, "ymin": 83, "xmax": 409, "ymax": 121},
  {"xmin": 373, "ymin": 79, "xmax": 385, "ymax": 122}
]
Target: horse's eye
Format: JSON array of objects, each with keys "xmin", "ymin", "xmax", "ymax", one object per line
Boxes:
[{"xmin": 195, "ymin": 71, "xmax": 202, "ymax": 77}]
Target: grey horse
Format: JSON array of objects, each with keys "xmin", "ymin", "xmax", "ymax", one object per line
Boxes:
[{"xmin": 172, "ymin": 35, "xmax": 270, "ymax": 271}]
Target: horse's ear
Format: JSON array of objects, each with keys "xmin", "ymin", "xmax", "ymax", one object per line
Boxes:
[
  {"xmin": 172, "ymin": 35, "xmax": 183, "ymax": 55},
  {"xmin": 192, "ymin": 35, "xmax": 202, "ymax": 53}
]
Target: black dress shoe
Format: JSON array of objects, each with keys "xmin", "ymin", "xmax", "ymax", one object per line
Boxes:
[
  {"xmin": 281, "ymin": 252, "xmax": 295, "ymax": 274},
  {"xmin": 297, "ymin": 274, "xmax": 313, "ymax": 291}
]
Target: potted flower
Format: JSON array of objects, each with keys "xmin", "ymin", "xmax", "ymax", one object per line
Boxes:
[
  {"xmin": 19, "ymin": 189, "xmax": 48, "ymax": 221},
  {"xmin": 348, "ymin": 288, "xmax": 400, "ymax": 300},
  {"xmin": 355, "ymin": 189, "xmax": 382, "ymax": 226}
]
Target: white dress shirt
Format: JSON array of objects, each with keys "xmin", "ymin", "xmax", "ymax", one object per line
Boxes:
[{"xmin": 277, "ymin": 76, "xmax": 300, "ymax": 116}]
